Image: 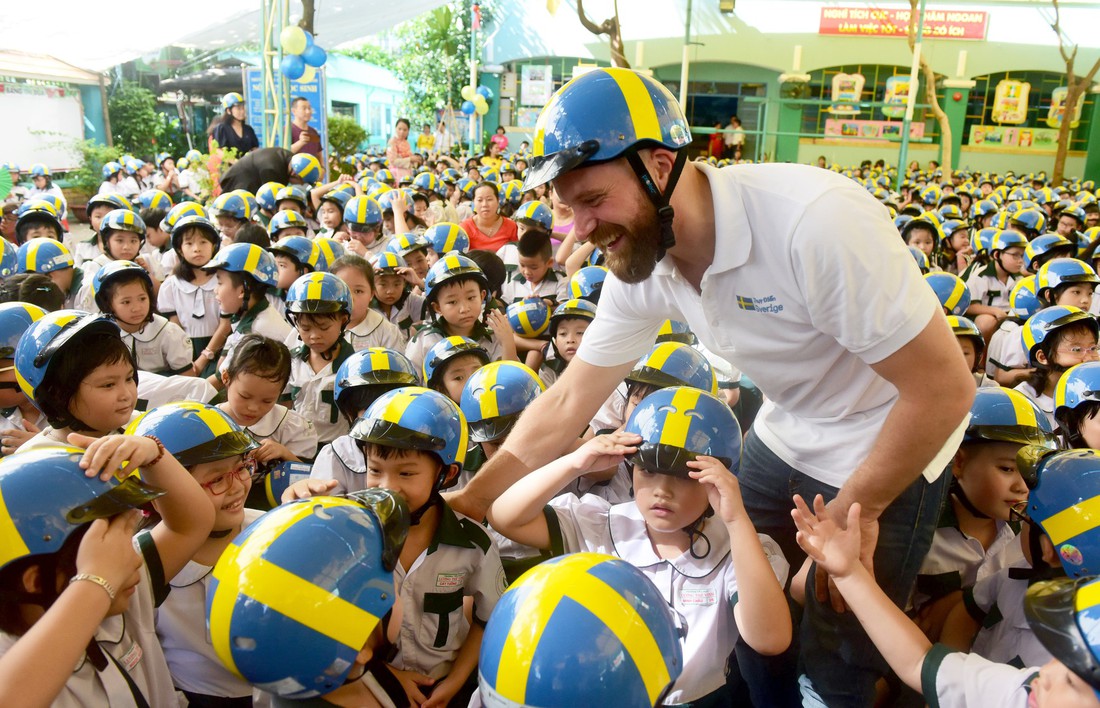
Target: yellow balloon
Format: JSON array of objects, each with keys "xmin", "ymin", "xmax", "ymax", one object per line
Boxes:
[
  {"xmin": 473, "ymin": 96, "xmax": 488, "ymax": 110},
  {"xmin": 298, "ymin": 64, "xmax": 316, "ymax": 84},
  {"xmin": 461, "ymin": 85, "xmax": 476, "ymax": 101},
  {"xmin": 280, "ymin": 26, "xmax": 307, "ymax": 55},
  {"xmin": 475, "ymin": 102, "xmax": 489, "ymax": 116}
]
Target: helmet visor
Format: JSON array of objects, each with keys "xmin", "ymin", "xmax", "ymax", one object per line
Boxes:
[
  {"xmin": 350, "ymin": 417, "xmax": 446, "ymax": 453},
  {"xmin": 525, "ymin": 139, "xmax": 600, "ymax": 191},
  {"xmin": 33, "ymin": 317, "xmax": 119, "ymax": 369},
  {"xmin": 628, "ymin": 442, "xmax": 732, "ymax": 479},
  {"xmin": 173, "ymin": 431, "xmax": 260, "ymax": 468},
  {"xmin": 345, "ymin": 488, "xmax": 410, "ymax": 573},
  {"xmin": 66, "ymin": 475, "xmax": 166, "ymax": 525},
  {"xmin": 1025, "ymin": 577, "xmax": 1100, "ymax": 692},
  {"xmin": 469, "ymin": 414, "xmax": 519, "ymax": 444},
  {"xmin": 969, "ymin": 425, "xmax": 1056, "ymax": 450}
]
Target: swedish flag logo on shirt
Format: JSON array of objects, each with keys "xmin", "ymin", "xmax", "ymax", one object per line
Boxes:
[{"xmin": 737, "ymin": 295, "xmax": 756, "ymax": 311}]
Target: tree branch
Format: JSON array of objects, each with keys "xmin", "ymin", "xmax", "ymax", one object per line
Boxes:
[{"xmin": 576, "ymin": 0, "xmax": 606, "ymax": 36}]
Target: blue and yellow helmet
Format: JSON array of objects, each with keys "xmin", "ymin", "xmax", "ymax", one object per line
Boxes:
[
  {"xmin": 0, "ymin": 302, "xmax": 47, "ymax": 359},
  {"xmin": 946, "ymin": 315, "xmax": 985, "ymax": 359},
  {"xmin": 513, "ymin": 201, "xmax": 553, "ymax": 232},
  {"xmin": 964, "ymin": 387, "xmax": 1055, "ymax": 448},
  {"xmin": 500, "ymin": 181, "xmax": 524, "ymax": 206},
  {"xmin": 1037, "ymin": 258, "xmax": 1099, "ymax": 298},
  {"xmin": 567, "ymin": 265, "xmax": 609, "ymax": 303},
  {"xmin": 626, "ymin": 341, "xmax": 718, "ymax": 395},
  {"xmin": 334, "ymin": 347, "xmax": 420, "ymax": 422},
  {"xmin": 286, "ymin": 272, "xmax": 352, "ymax": 315},
  {"xmin": 423, "ymin": 222, "xmax": 470, "ymax": 255},
  {"xmin": 314, "ymin": 237, "xmax": 345, "ymax": 272},
  {"xmin": 424, "ymin": 253, "xmax": 488, "ymax": 304},
  {"xmin": 15, "ymin": 199, "xmax": 62, "ymax": 241},
  {"xmin": 350, "ymin": 386, "xmax": 468, "ymax": 471},
  {"xmin": 908, "ymin": 245, "xmax": 930, "ymax": 274},
  {"xmin": 163, "ymin": 201, "xmax": 207, "ymax": 233},
  {"xmin": 374, "ymin": 251, "xmax": 408, "ymax": 276},
  {"xmin": 423, "ymin": 336, "xmax": 490, "ymax": 388},
  {"xmin": 456, "ymin": 178, "xmax": 478, "ymax": 200},
  {"xmin": 29, "ymin": 163, "xmax": 50, "ymax": 178},
  {"xmin": 479, "ymin": 552, "xmax": 683, "ymax": 707},
  {"xmin": 136, "ymin": 189, "xmax": 173, "ymax": 211},
  {"xmin": 86, "ymin": 191, "xmax": 134, "ymax": 217},
  {"xmin": 1056, "ymin": 363, "xmax": 1100, "ymax": 439},
  {"xmin": 91, "ymin": 260, "xmax": 152, "ymax": 314},
  {"xmin": 206, "ymin": 489, "xmax": 408, "ymax": 698},
  {"xmin": 1019, "ymin": 450, "xmax": 1100, "ymax": 578},
  {"xmin": 221, "ymin": 92, "xmax": 245, "ymax": 111},
  {"xmin": 549, "ymin": 297, "xmax": 597, "ymax": 335},
  {"xmin": 270, "ymin": 235, "xmax": 320, "ymax": 271},
  {"xmin": 1011, "ymin": 207, "xmax": 1048, "ymax": 238},
  {"xmin": 991, "ymin": 229, "xmax": 1028, "ymax": 254},
  {"xmin": 268, "ymin": 210, "xmax": 310, "ymax": 239},
  {"xmin": 624, "ymin": 386, "xmax": 741, "ymax": 476},
  {"xmin": 319, "ymin": 184, "xmax": 355, "ymax": 211},
  {"xmin": 1025, "ymin": 234, "xmax": 1076, "ymax": 273},
  {"xmin": 203, "ymin": 242, "xmax": 279, "ymax": 288},
  {"xmin": 14, "ymin": 310, "xmax": 121, "ymax": 402},
  {"xmin": 185, "ymin": 149, "xmax": 203, "ymax": 163},
  {"xmin": 376, "ymin": 188, "xmax": 414, "ymax": 215},
  {"xmin": 412, "ymin": 172, "xmax": 440, "ymax": 193},
  {"xmin": 287, "ymin": 150, "xmax": 321, "ymax": 184},
  {"xmin": 0, "ymin": 445, "xmax": 165, "ymax": 574},
  {"xmin": 126, "ymin": 401, "xmax": 257, "ymax": 467},
  {"xmin": 101, "ymin": 161, "xmax": 123, "ymax": 180},
  {"xmin": 923, "ymin": 272, "xmax": 971, "ymax": 316},
  {"xmin": 388, "ymin": 232, "xmax": 432, "ymax": 259},
  {"xmin": 1010, "ymin": 276, "xmax": 1042, "ymax": 319},
  {"xmin": 98, "ymin": 208, "xmax": 146, "ymax": 242},
  {"xmin": 1022, "ymin": 306, "xmax": 1099, "ymax": 367},
  {"xmin": 656, "ymin": 319, "xmax": 695, "ymax": 345},
  {"xmin": 212, "ymin": 192, "xmax": 252, "ymax": 221},
  {"xmin": 506, "ymin": 298, "xmax": 551, "ymax": 337},
  {"xmin": 1023, "ymin": 576, "xmax": 1100, "ymax": 695},
  {"xmin": 256, "ymin": 182, "xmax": 285, "ymax": 212},
  {"xmin": 460, "ymin": 361, "xmax": 545, "ymax": 443},
  {"xmin": 527, "ymin": 67, "xmax": 692, "ymax": 190},
  {"xmin": 374, "ymin": 168, "xmax": 394, "ymax": 186},
  {"xmin": 17, "ymin": 238, "xmax": 73, "ymax": 274},
  {"xmin": 0, "ymin": 240, "xmax": 15, "ymax": 278},
  {"xmin": 342, "ymin": 195, "xmax": 382, "ymax": 228},
  {"xmin": 275, "ymin": 185, "xmax": 309, "ymax": 210}
]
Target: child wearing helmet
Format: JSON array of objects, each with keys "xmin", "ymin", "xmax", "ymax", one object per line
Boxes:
[
  {"xmin": 499, "ymin": 230, "xmax": 568, "ymax": 307},
  {"xmin": 533, "ymin": 297, "xmax": 598, "ymax": 387},
  {"xmin": 0, "ymin": 302, "xmax": 48, "ymax": 456},
  {"xmin": 342, "ymin": 195, "xmax": 393, "ymax": 260},
  {"xmin": 910, "ymin": 389, "xmax": 1054, "ymax": 642},
  {"xmin": 901, "ymin": 216, "xmax": 942, "ymax": 264},
  {"xmin": 947, "ymin": 315, "xmax": 997, "ymax": 388},
  {"xmin": 270, "ymin": 234, "xmax": 321, "ymax": 299},
  {"xmin": 405, "ymin": 254, "xmax": 518, "ymax": 374},
  {"xmin": 423, "ymin": 222, "xmax": 470, "ymax": 267},
  {"xmin": 14, "ymin": 200, "xmax": 64, "ymax": 244},
  {"xmin": 1018, "ymin": 306, "xmax": 1100, "ymax": 427},
  {"xmin": 77, "ymin": 209, "xmax": 165, "ymax": 313},
  {"xmin": 92, "ymin": 261, "xmax": 195, "ymax": 376},
  {"xmin": 966, "ymin": 229, "xmax": 1028, "ymax": 340},
  {"xmin": 793, "ymin": 490, "xmax": 1100, "ymax": 708},
  {"xmin": 985, "ymin": 276, "xmax": 1041, "ymax": 387},
  {"xmin": 489, "ymin": 387, "xmax": 792, "ymax": 705},
  {"xmin": 372, "ymin": 251, "xmax": 425, "ymax": 338},
  {"xmin": 423, "ymin": 335, "xmax": 491, "ymax": 403},
  {"xmin": 285, "ymin": 272, "xmax": 357, "ymax": 449},
  {"xmin": 159, "ymin": 215, "xmax": 226, "ymax": 377},
  {"xmin": 78, "ymin": 193, "xmax": 131, "ymax": 266},
  {"xmin": 267, "ymin": 209, "xmax": 310, "ymax": 243},
  {"xmin": 16, "ymin": 238, "xmax": 82, "ymax": 310},
  {"xmin": 139, "ymin": 206, "xmax": 172, "ymax": 273},
  {"xmin": 329, "ymin": 254, "xmax": 406, "ymax": 352},
  {"xmin": 387, "ymin": 232, "xmax": 433, "ymax": 285},
  {"xmin": 124, "ymin": 402, "xmax": 261, "ymax": 705},
  {"xmin": 1035, "ymin": 257, "xmax": 1099, "ymax": 311},
  {"xmin": 25, "ymin": 163, "xmax": 65, "ymax": 203},
  {"xmin": 0, "ymin": 433, "xmax": 214, "ymax": 706},
  {"xmin": 1055, "ymin": 362, "xmax": 1100, "ymax": 448},
  {"xmin": 312, "ymin": 184, "xmax": 354, "ymax": 239}
]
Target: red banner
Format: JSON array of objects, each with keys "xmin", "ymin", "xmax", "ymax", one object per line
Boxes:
[{"xmin": 819, "ymin": 7, "xmax": 988, "ymax": 40}]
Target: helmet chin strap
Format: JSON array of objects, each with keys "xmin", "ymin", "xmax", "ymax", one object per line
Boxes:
[{"xmin": 623, "ymin": 148, "xmax": 688, "ymax": 263}]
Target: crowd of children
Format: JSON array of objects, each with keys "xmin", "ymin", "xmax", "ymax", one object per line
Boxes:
[{"xmin": 4, "ymin": 111, "xmax": 1100, "ymax": 708}]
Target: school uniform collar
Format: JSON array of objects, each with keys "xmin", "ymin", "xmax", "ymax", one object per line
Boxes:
[
  {"xmin": 241, "ymin": 404, "xmax": 286, "ymax": 438},
  {"xmin": 235, "ymin": 298, "xmax": 270, "ymax": 330},
  {"xmin": 294, "ymin": 338, "xmax": 354, "ymax": 368},
  {"xmin": 609, "ymin": 501, "xmax": 731, "ymax": 578},
  {"xmin": 125, "ymin": 314, "xmax": 168, "ymax": 343},
  {"xmin": 349, "ymin": 308, "xmax": 386, "ymax": 337},
  {"xmin": 653, "ymin": 162, "xmax": 751, "ymax": 279},
  {"xmin": 510, "ymin": 269, "xmax": 560, "ymax": 284},
  {"xmin": 174, "ymin": 275, "xmax": 216, "ymax": 294},
  {"xmin": 977, "ymin": 260, "xmax": 1000, "ymax": 279},
  {"xmin": 427, "ymin": 501, "xmax": 482, "ymax": 553}
]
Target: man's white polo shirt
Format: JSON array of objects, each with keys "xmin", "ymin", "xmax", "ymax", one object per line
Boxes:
[{"xmin": 577, "ymin": 163, "xmax": 940, "ymax": 488}]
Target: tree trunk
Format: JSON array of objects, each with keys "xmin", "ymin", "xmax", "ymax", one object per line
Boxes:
[
  {"xmin": 1053, "ymin": 78, "xmax": 1080, "ymax": 185},
  {"xmin": 299, "ymin": 0, "xmax": 315, "ymax": 34},
  {"xmin": 576, "ymin": 0, "xmax": 631, "ymax": 68},
  {"xmin": 908, "ymin": 0, "xmax": 952, "ymax": 180}
]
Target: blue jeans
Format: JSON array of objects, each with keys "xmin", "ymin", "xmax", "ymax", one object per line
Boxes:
[{"xmin": 736, "ymin": 429, "xmax": 950, "ymax": 708}]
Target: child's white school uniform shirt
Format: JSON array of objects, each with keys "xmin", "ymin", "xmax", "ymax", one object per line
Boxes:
[
  {"xmin": 309, "ymin": 434, "xmax": 368, "ymax": 494},
  {"xmin": 965, "ymin": 262, "xmax": 1019, "ymax": 309},
  {"xmin": 964, "ymin": 559, "xmax": 1051, "ymax": 668},
  {"xmin": 288, "ymin": 340, "xmax": 355, "ymax": 448},
  {"xmin": 156, "ymin": 508, "xmax": 264, "ymax": 699},
  {"xmin": 158, "ymin": 274, "xmax": 221, "ymax": 339},
  {"xmin": 547, "ymin": 493, "xmax": 789, "ymax": 704},
  {"xmin": 920, "ymin": 644, "xmax": 1038, "ymax": 708},
  {"xmin": 406, "ymin": 322, "xmax": 505, "ymax": 374},
  {"xmin": 1014, "ymin": 381, "xmax": 1055, "ymax": 429},
  {"xmin": 986, "ymin": 319, "xmax": 1029, "ymax": 377},
  {"xmin": 345, "ymin": 308, "xmax": 406, "ymax": 351},
  {"xmin": 220, "ymin": 402, "xmax": 318, "ymax": 461},
  {"xmin": 499, "ymin": 267, "xmax": 569, "ymax": 305},
  {"xmin": 391, "ymin": 503, "xmax": 506, "ymax": 681},
  {"xmin": 218, "ymin": 300, "xmax": 294, "ymax": 374},
  {"xmin": 377, "ymin": 291, "xmax": 425, "ymax": 339},
  {"xmin": 121, "ymin": 314, "xmax": 194, "ymax": 375},
  {"xmin": 72, "ymin": 236, "xmax": 102, "ymax": 269},
  {"xmin": 135, "ymin": 372, "xmax": 217, "ymax": 412},
  {"xmin": 362, "ymin": 234, "xmax": 394, "ymax": 265},
  {"xmin": 0, "ymin": 535, "xmax": 178, "ymax": 708}
]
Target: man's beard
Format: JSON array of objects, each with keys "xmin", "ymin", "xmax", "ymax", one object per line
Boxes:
[{"xmin": 587, "ymin": 199, "xmax": 663, "ymax": 285}]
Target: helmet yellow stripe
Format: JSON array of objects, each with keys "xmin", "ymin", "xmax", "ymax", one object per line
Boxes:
[
  {"xmin": 243, "ymin": 245, "xmax": 262, "ymax": 273},
  {"xmin": 0, "ymin": 487, "xmax": 30, "ymax": 569},
  {"xmin": 645, "ymin": 342, "xmax": 681, "ymax": 371},
  {"xmin": 1042, "ymin": 493, "xmax": 1100, "ymax": 546},
  {"xmin": 306, "ymin": 273, "xmax": 325, "ymax": 301},
  {"xmin": 1005, "ymin": 389, "xmax": 1039, "ymax": 429},
  {"xmin": 1022, "ymin": 325, "xmax": 1038, "ymax": 353},
  {"xmin": 1076, "ymin": 577, "xmax": 1100, "ymax": 612},
  {"xmin": 195, "ymin": 407, "xmax": 235, "ymax": 437},
  {"xmin": 26, "ymin": 244, "xmax": 38, "ymax": 272},
  {"xmin": 1056, "ymin": 364, "xmax": 1080, "ymax": 409},
  {"xmin": 658, "ymin": 387, "xmax": 702, "ymax": 449},
  {"xmin": 945, "ymin": 278, "xmax": 966, "ymax": 312},
  {"xmin": 380, "ymin": 388, "xmax": 426, "ymax": 425},
  {"xmin": 497, "ymin": 554, "xmax": 671, "ymax": 703},
  {"xmin": 479, "ymin": 363, "xmax": 501, "ymax": 419},
  {"xmin": 606, "ymin": 68, "xmax": 662, "ymax": 143},
  {"xmin": 369, "ymin": 348, "xmax": 389, "ymax": 374}
]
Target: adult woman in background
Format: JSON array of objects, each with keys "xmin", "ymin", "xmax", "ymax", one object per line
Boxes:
[
  {"xmin": 385, "ymin": 118, "xmax": 413, "ymax": 183},
  {"xmin": 208, "ymin": 93, "xmax": 259, "ymax": 155},
  {"xmin": 460, "ymin": 182, "xmax": 517, "ymax": 251}
]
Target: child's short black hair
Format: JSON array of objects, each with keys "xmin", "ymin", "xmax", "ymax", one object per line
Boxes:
[
  {"xmin": 225, "ymin": 334, "xmax": 291, "ymax": 388},
  {"xmin": 98, "ymin": 271, "xmax": 156, "ymax": 325},
  {"xmin": 139, "ymin": 207, "xmax": 168, "ymax": 235},
  {"xmin": 0, "ymin": 521, "xmax": 87, "ymax": 635},
  {"xmin": 1059, "ymin": 400, "xmax": 1100, "ymax": 448},
  {"xmin": 0, "ymin": 273, "xmax": 64, "ymax": 311},
  {"xmin": 330, "ymin": 254, "xmax": 375, "ymax": 291},
  {"xmin": 173, "ymin": 224, "xmax": 219, "ymax": 282},
  {"xmin": 517, "ymin": 230, "xmax": 552, "ymax": 260},
  {"xmin": 465, "ymin": 249, "xmax": 505, "ymax": 299},
  {"xmin": 411, "ymin": 193, "xmax": 429, "ymax": 207},
  {"xmin": 235, "ymin": 223, "xmax": 271, "ymax": 248},
  {"xmin": 37, "ymin": 331, "xmax": 135, "ymax": 430}
]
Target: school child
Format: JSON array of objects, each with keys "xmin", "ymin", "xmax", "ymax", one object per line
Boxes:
[
  {"xmin": 911, "ymin": 388, "xmax": 1054, "ymax": 642},
  {"xmin": 329, "ymin": 254, "xmax": 406, "ymax": 352},
  {"xmin": 140, "ymin": 206, "xmax": 171, "ymax": 268},
  {"xmin": 299, "ymin": 347, "xmax": 421, "ymax": 496},
  {"xmin": 0, "ymin": 433, "xmax": 214, "ymax": 706},
  {"xmin": 406, "ymin": 254, "xmax": 518, "ymax": 373},
  {"xmin": 498, "ymin": 200, "xmax": 554, "ymax": 272},
  {"xmin": 16, "ymin": 238, "xmax": 82, "ymax": 309},
  {"xmin": 488, "ymin": 386, "xmax": 792, "ymax": 705},
  {"xmin": 477, "ymin": 553, "xmax": 684, "ymax": 708},
  {"xmin": 459, "ymin": 359, "xmax": 545, "ymax": 485},
  {"xmin": 77, "ymin": 208, "xmax": 164, "ymax": 312},
  {"xmin": 423, "ymin": 335, "xmax": 490, "ymax": 403},
  {"xmin": 267, "ymin": 210, "xmax": 310, "ymax": 242},
  {"xmin": 1024, "ymin": 234, "xmax": 1077, "ymax": 275},
  {"xmin": 75, "ymin": 192, "xmax": 131, "ymax": 267},
  {"xmin": 792, "ymin": 493, "xmax": 1100, "ymax": 708},
  {"xmin": 204, "ymin": 489, "xmax": 408, "ymax": 707},
  {"xmin": 939, "ymin": 219, "xmax": 974, "ymax": 274},
  {"xmin": 948, "ymin": 315, "xmax": 998, "ymax": 388},
  {"xmin": 98, "ymin": 160, "xmax": 123, "ymax": 195},
  {"xmin": 535, "ymin": 297, "xmax": 597, "ymax": 386},
  {"xmin": 270, "ymin": 234, "xmax": 321, "ymax": 296},
  {"xmin": 967, "ymin": 229, "xmax": 1028, "ymax": 340},
  {"xmin": 986, "ymin": 276, "xmax": 1040, "ymax": 387},
  {"xmin": 342, "ymin": 195, "xmax": 393, "ymax": 261},
  {"xmin": 159, "ymin": 214, "xmax": 225, "ymax": 375},
  {"xmin": 901, "ymin": 215, "xmax": 942, "ymax": 263},
  {"xmin": 567, "ymin": 265, "xmax": 608, "ymax": 304},
  {"xmin": 0, "ymin": 302, "xmax": 47, "ymax": 456},
  {"xmin": 1054, "ymin": 362, "xmax": 1100, "ymax": 448},
  {"xmin": 314, "ymin": 186, "xmax": 353, "ymax": 238},
  {"xmin": 204, "ymin": 242, "xmax": 293, "ymax": 378},
  {"xmin": 158, "ymin": 201, "xmax": 206, "ymax": 273},
  {"xmin": 210, "ymin": 191, "xmax": 253, "ymax": 244},
  {"xmin": 24, "ymin": 163, "xmax": 65, "ymax": 202},
  {"xmin": 124, "ymin": 401, "xmax": 261, "ymax": 706},
  {"xmin": 1035, "ymin": 258, "xmax": 1098, "ymax": 310},
  {"xmin": 1018, "ymin": 305, "xmax": 1100, "ymax": 426},
  {"xmin": 285, "ymin": 272, "xmax": 357, "ymax": 450},
  {"xmin": 253, "ymin": 181, "xmax": 282, "ymax": 229},
  {"xmin": 92, "ymin": 260, "xmax": 195, "ymax": 375},
  {"xmin": 373, "ymin": 251, "xmax": 425, "ymax": 337},
  {"xmin": 388, "ymin": 232, "xmax": 433, "ymax": 285},
  {"xmin": 14, "ymin": 200, "xmax": 64, "ymax": 244},
  {"xmin": 274, "ymin": 185, "xmax": 310, "ymax": 217},
  {"xmin": 499, "ymin": 230, "xmax": 568, "ymax": 306},
  {"xmin": 423, "ymin": 222, "xmax": 470, "ymax": 267}
]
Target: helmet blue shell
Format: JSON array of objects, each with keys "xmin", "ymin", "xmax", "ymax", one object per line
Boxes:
[
  {"xmin": 626, "ymin": 341, "xmax": 718, "ymax": 395},
  {"xmin": 203, "ymin": 243, "xmax": 280, "ymax": 288},
  {"xmin": 479, "ymin": 552, "xmax": 683, "ymax": 707},
  {"xmin": 256, "ymin": 182, "xmax": 285, "ymax": 212},
  {"xmin": 624, "ymin": 386, "xmax": 742, "ymax": 476},
  {"xmin": 1037, "ymin": 258, "xmax": 1099, "ymax": 295},
  {"xmin": 314, "ymin": 237, "xmax": 346, "ymax": 272},
  {"xmin": 388, "ymin": 232, "xmax": 431, "ymax": 259},
  {"xmin": 1056, "ymin": 361, "xmax": 1100, "ymax": 420},
  {"xmin": 1025, "ymin": 234, "xmax": 1077, "ymax": 272},
  {"xmin": 424, "ymin": 253, "xmax": 488, "ymax": 303},
  {"xmin": 286, "ymin": 272, "xmax": 352, "ymax": 315},
  {"xmin": 351, "ymin": 386, "xmax": 468, "ymax": 469},
  {"xmin": 163, "ymin": 201, "xmax": 207, "ymax": 233},
  {"xmin": 1023, "ymin": 450, "xmax": 1100, "ymax": 578},
  {"xmin": 568, "ymin": 265, "xmax": 609, "ymax": 302},
  {"xmin": 221, "ymin": 92, "xmax": 244, "ymax": 111},
  {"xmin": 460, "ymin": 361, "xmax": 545, "ymax": 443},
  {"xmin": 374, "ymin": 251, "xmax": 408, "ymax": 275},
  {"xmin": 1010, "ymin": 276, "xmax": 1042, "ymax": 319},
  {"xmin": 136, "ymin": 190, "xmax": 173, "ymax": 211},
  {"xmin": 17, "ymin": 238, "xmax": 73, "ymax": 274},
  {"xmin": 549, "ymin": 297, "xmax": 597, "ymax": 334},
  {"xmin": 334, "ymin": 347, "xmax": 420, "ymax": 411},
  {"xmin": 0, "ymin": 302, "xmax": 47, "ymax": 358},
  {"xmin": 422, "ymin": 336, "xmax": 490, "ymax": 388},
  {"xmin": 288, "ymin": 153, "xmax": 322, "ymax": 185},
  {"xmin": 423, "ymin": 222, "xmax": 470, "ymax": 255},
  {"xmin": 126, "ymin": 401, "xmax": 257, "ymax": 467},
  {"xmin": 98, "ymin": 208, "xmax": 146, "ymax": 241},
  {"xmin": 506, "ymin": 298, "xmax": 551, "ymax": 337},
  {"xmin": 512, "ymin": 201, "xmax": 553, "ymax": 231},
  {"xmin": 14, "ymin": 310, "xmax": 120, "ymax": 401},
  {"xmin": 923, "ymin": 272, "xmax": 972, "ymax": 316},
  {"xmin": 212, "ymin": 192, "xmax": 252, "ymax": 221},
  {"xmin": 275, "ymin": 185, "xmax": 309, "ymax": 210},
  {"xmin": 268, "ymin": 210, "xmax": 310, "ymax": 238},
  {"xmin": 270, "ymin": 235, "xmax": 320, "ymax": 270},
  {"xmin": 343, "ymin": 195, "xmax": 383, "ymax": 227},
  {"xmin": 908, "ymin": 245, "xmax": 930, "ymax": 274},
  {"xmin": 964, "ymin": 387, "xmax": 1055, "ymax": 448}
]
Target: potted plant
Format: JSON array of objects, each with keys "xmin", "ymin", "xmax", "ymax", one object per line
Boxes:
[{"xmin": 63, "ymin": 140, "xmax": 121, "ymax": 222}]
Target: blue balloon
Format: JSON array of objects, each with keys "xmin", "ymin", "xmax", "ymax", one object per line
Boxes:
[
  {"xmin": 281, "ymin": 54, "xmax": 306, "ymax": 80},
  {"xmin": 461, "ymin": 100, "xmax": 476, "ymax": 116},
  {"xmin": 303, "ymin": 30, "xmax": 314, "ymax": 48},
  {"xmin": 476, "ymin": 85, "xmax": 494, "ymax": 101},
  {"xmin": 302, "ymin": 44, "xmax": 327, "ymax": 68}
]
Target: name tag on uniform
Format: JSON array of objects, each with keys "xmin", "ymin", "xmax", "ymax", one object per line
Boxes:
[
  {"xmin": 680, "ymin": 588, "xmax": 717, "ymax": 607},
  {"xmin": 436, "ymin": 572, "xmax": 465, "ymax": 588},
  {"xmin": 120, "ymin": 640, "xmax": 143, "ymax": 671}
]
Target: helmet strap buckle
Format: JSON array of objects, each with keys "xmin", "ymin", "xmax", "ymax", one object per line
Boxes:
[{"xmin": 624, "ymin": 148, "xmax": 688, "ymax": 262}]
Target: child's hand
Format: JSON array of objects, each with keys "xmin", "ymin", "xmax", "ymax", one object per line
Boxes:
[
  {"xmin": 391, "ymin": 191, "xmax": 408, "ymax": 217},
  {"xmin": 253, "ymin": 439, "xmax": 293, "ymax": 464},
  {"xmin": 69, "ymin": 433, "xmax": 162, "ymax": 482},
  {"xmin": 687, "ymin": 456, "xmax": 748, "ymax": 525},
  {"xmin": 0, "ymin": 421, "xmax": 39, "ymax": 456},
  {"xmin": 422, "ymin": 675, "xmax": 464, "ymax": 708},
  {"xmin": 485, "ymin": 309, "xmax": 511, "ymax": 339},
  {"xmin": 280, "ymin": 478, "xmax": 338, "ymax": 503},
  {"xmin": 397, "ymin": 267, "xmax": 423, "ymax": 288},
  {"xmin": 791, "ymin": 494, "xmax": 865, "ymax": 581},
  {"xmin": 388, "ymin": 665, "xmax": 434, "ymax": 706},
  {"xmin": 75, "ymin": 510, "xmax": 144, "ymax": 599},
  {"xmin": 568, "ymin": 431, "xmax": 640, "ymax": 474}
]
